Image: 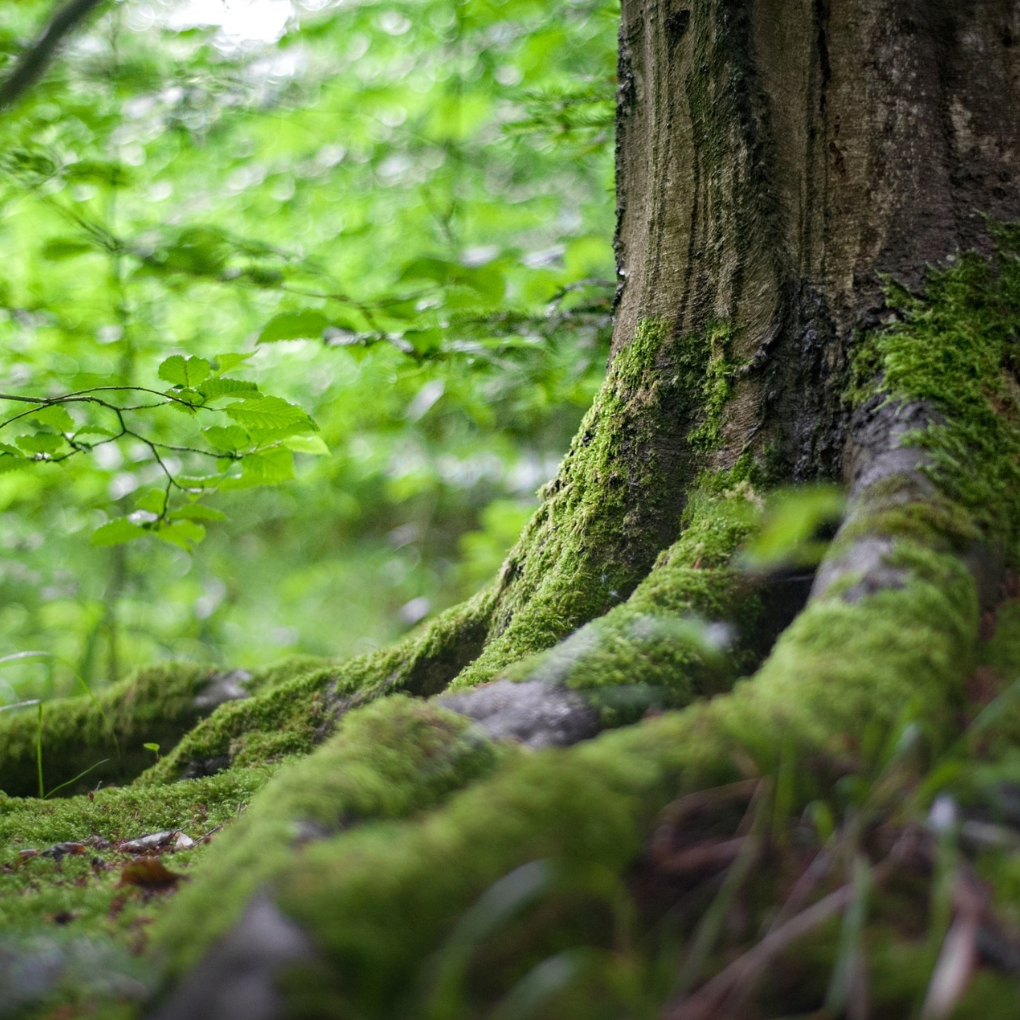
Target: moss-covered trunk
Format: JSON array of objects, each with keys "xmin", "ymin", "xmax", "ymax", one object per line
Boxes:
[{"xmin": 5, "ymin": 2, "xmax": 1020, "ymax": 1018}]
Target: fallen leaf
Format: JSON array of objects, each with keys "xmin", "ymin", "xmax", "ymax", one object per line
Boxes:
[{"xmin": 118, "ymin": 857, "xmax": 185, "ymax": 890}]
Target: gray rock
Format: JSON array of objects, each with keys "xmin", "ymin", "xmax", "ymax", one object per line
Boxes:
[
  {"xmin": 438, "ymin": 679, "xmax": 601, "ymax": 749},
  {"xmin": 150, "ymin": 893, "xmax": 315, "ymax": 1020},
  {"xmin": 193, "ymin": 669, "xmax": 252, "ymax": 711}
]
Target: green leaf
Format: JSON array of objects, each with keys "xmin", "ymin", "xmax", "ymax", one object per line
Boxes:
[
  {"xmin": 399, "ymin": 258, "xmax": 505, "ymax": 307},
  {"xmin": 75, "ymin": 425, "xmax": 116, "ymax": 439},
  {"xmin": 169, "ymin": 504, "xmax": 227, "ymax": 522},
  {"xmin": 160, "ymin": 226, "xmax": 230, "ymax": 277},
  {"xmin": 16, "ymin": 433, "xmax": 63, "ymax": 455},
  {"xmin": 202, "ymin": 425, "xmax": 249, "ymax": 452},
  {"xmin": 223, "ymin": 395, "xmax": 315, "ymax": 435},
  {"xmin": 198, "ymin": 377, "xmax": 259, "ymax": 399},
  {"xmin": 0, "ymin": 444, "xmax": 26, "ymax": 473},
  {"xmin": 155, "ymin": 520, "xmax": 206, "ymax": 551},
  {"xmin": 399, "ymin": 256, "xmax": 456, "ymax": 285},
  {"xmin": 211, "ymin": 353, "xmax": 255, "ymax": 375},
  {"xmin": 245, "ymin": 266, "xmax": 284, "ymax": 288},
  {"xmin": 282, "ymin": 434, "xmax": 330, "ymax": 455},
  {"xmin": 159, "ymin": 355, "xmax": 212, "ymax": 388},
  {"xmin": 92, "ymin": 518, "xmax": 146, "ymax": 546},
  {"xmin": 41, "ymin": 238, "xmax": 94, "ymax": 261},
  {"xmin": 176, "ymin": 475, "xmax": 223, "ymax": 491},
  {"xmin": 257, "ymin": 310, "xmax": 329, "ymax": 344},
  {"xmin": 404, "ymin": 328, "xmax": 443, "ymax": 355},
  {"xmin": 27, "ymin": 406, "xmax": 74, "ymax": 432},
  {"xmin": 220, "ymin": 447, "xmax": 294, "ymax": 489},
  {"xmin": 135, "ymin": 490, "xmax": 166, "ymax": 514}
]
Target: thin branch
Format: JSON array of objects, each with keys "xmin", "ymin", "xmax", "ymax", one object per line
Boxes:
[{"xmin": 0, "ymin": 0, "xmax": 109, "ymax": 113}]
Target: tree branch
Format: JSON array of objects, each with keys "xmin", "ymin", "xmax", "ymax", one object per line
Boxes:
[{"xmin": 0, "ymin": 0, "xmax": 109, "ymax": 113}]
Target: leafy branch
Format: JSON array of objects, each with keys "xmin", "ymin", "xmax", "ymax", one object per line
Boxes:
[{"xmin": 0, "ymin": 354, "xmax": 323, "ymax": 552}]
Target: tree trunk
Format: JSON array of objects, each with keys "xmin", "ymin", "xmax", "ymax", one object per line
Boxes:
[{"xmin": 4, "ymin": 2, "xmax": 1020, "ymax": 1017}]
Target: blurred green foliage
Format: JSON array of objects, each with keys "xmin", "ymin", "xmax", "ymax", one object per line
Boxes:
[{"xmin": 0, "ymin": 0, "xmax": 617, "ymax": 700}]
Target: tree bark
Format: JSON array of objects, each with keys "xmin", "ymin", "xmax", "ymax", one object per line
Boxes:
[{"xmin": 5, "ymin": 3, "xmax": 1020, "ymax": 1017}]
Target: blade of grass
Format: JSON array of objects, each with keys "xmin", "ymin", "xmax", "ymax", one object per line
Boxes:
[
  {"xmin": 43, "ymin": 757, "xmax": 111, "ymax": 799},
  {"xmin": 35, "ymin": 701, "xmax": 44, "ymax": 799},
  {"xmin": 824, "ymin": 855, "xmax": 871, "ymax": 1015},
  {"xmin": 668, "ymin": 779, "xmax": 771, "ymax": 1000}
]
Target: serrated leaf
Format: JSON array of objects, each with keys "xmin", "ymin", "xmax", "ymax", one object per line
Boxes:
[
  {"xmin": 28, "ymin": 405, "xmax": 75, "ymax": 432},
  {"xmin": 16, "ymin": 433, "xmax": 63, "ymax": 454},
  {"xmin": 41, "ymin": 238, "xmax": 93, "ymax": 261},
  {"xmin": 219, "ymin": 447, "xmax": 294, "ymax": 489},
  {"xmin": 257, "ymin": 310, "xmax": 328, "ymax": 344},
  {"xmin": 282, "ymin": 434, "xmax": 330, "ymax": 455},
  {"xmin": 158, "ymin": 355, "xmax": 212, "ymax": 388},
  {"xmin": 169, "ymin": 504, "xmax": 227, "ymax": 522},
  {"xmin": 198, "ymin": 377, "xmax": 258, "ymax": 399},
  {"xmin": 135, "ymin": 490, "xmax": 166, "ymax": 514},
  {"xmin": 202, "ymin": 425, "xmax": 249, "ymax": 452},
  {"xmin": 167, "ymin": 388, "xmax": 202, "ymax": 415},
  {"xmin": 155, "ymin": 520, "xmax": 206, "ymax": 551},
  {"xmin": 75, "ymin": 425, "xmax": 116, "ymax": 439},
  {"xmin": 0, "ymin": 444, "xmax": 26, "ymax": 473},
  {"xmin": 92, "ymin": 518, "xmax": 146, "ymax": 546},
  {"xmin": 223, "ymin": 396, "xmax": 314, "ymax": 434}
]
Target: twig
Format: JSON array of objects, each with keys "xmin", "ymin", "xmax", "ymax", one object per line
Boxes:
[{"xmin": 0, "ymin": 0, "xmax": 109, "ymax": 113}]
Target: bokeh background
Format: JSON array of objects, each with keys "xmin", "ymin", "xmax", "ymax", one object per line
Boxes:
[{"xmin": 0, "ymin": 0, "xmax": 618, "ymax": 701}]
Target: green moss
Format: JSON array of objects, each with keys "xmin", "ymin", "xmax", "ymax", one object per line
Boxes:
[
  {"xmin": 160, "ymin": 540, "xmax": 975, "ymax": 1019},
  {"xmin": 713, "ymin": 540, "xmax": 977, "ymax": 760},
  {"xmin": 157, "ymin": 696, "xmax": 504, "ymax": 974},
  {"xmin": 0, "ymin": 662, "xmax": 223, "ymax": 799},
  {"xmin": 684, "ymin": 322, "xmax": 741, "ymax": 451},
  {"xmin": 0, "ymin": 763, "xmax": 277, "ymax": 941},
  {"xmin": 477, "ymin": 484, "xmax": 760, "ymax": 725},
  {"xmin": 139, "ymin": 588, "xmax": 495, "ymax": 784},
  {"xmin": 836, "ymin": 481, "xmax": 982, "ymax": 553},
  {"xmin": 852, "ymin": 233, "xmax": 1020, "ymax": 542},
  {"xmin": 455, "ymin": 320, "xmax": 743, "ymax": 688}
]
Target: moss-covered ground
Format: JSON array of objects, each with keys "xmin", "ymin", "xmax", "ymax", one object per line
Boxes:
[{"xmin": 5, "ymin": 241, "xmax": 1020, "ymax": 1018}]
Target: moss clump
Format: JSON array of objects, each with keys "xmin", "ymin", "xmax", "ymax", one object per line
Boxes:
[
  {"xmin": 0, "ymin": 761, "xmax": 278, "ymax": 1011},
  {"xmin": 836, "ymin": 481, "xmax": 982, "ymax": 553},
  {"xmin": 156, "ymin": 537, "xmax": 975, "ymax": 1019},
  {"xmin": 453, "ymin": 317, "xmax": 732, "ymax": 689},
  {"xmin": 684, "ymin": 321, "xmax": 741, "ymax": 451},
  {"xmin": 475, "ymin": 484, "xmax": 760, "ymax": 725},
  {"xmin": 852, "ymin": 230, "xmax": 1020, "ymax": 541},
  {"xmin": 157, "ymin": 696, "xmax": 504, "ymax": 974},
  {"xmin": 0, "ymin": 662, "xmax": 227, "ymax": 798},
  {"xmin": 139, "ymin": 589, "xmax": 495, "ymax": 784}
]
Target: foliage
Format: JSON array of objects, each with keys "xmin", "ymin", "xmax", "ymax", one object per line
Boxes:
[{"xmin": 0, "ymin": 0, "xmax": 618, "ymax": 700}]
